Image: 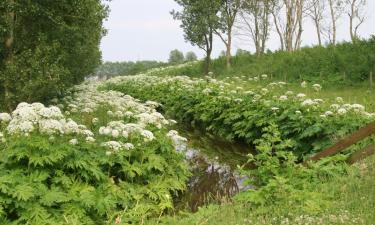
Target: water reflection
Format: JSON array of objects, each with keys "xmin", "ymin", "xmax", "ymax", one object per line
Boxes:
[{"xmin": 174, "ymin": 131, "xmax": 254, "ymax": 212}]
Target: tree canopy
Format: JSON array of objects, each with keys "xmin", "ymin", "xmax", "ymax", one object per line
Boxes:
[{"xmin": 0, "ymin": 0, "xmax": 108, "ymax": 110}]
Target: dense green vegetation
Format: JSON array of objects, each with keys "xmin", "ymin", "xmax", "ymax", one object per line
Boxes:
[
  {"xmin": 103, "ymin": 75, "xmax": 374, "ymax": 159},
  {"xmin": 0, "ymin": 83, "xmax": 190, "ymax": 224},
  {"xmin": 0, "ymin": 1, "xmax": 108, "ymax": 111},
  {"xmin": 147, "ymin": 37, "xmax": 375, "ymax": 84},
  {"xmin": 101, "ymin": 75, "xmax": 375, "ymax": 225},
  {"xmin": 1, "ymin": 0, "xmax": 374, "ymax": 224}
]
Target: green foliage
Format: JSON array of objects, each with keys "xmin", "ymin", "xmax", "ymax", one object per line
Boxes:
[
  {"xmin": 185, "ymin": 51, "xmax": 198, "ymax": 62},
  {"xmin": 235, "ymin": 124, "xmax": 344, "ymax": 214},
  {"xmin": 0, "ymin": 105, "xmax": 190, "ymax": 224},
  {"xmin": 153, "ymin": 37, "xmax": 375, "ymax": 84},
  {"xmin": 92, "ymin": 61, "xmax": 167, "ymax": 79},
  {"xmin": 149, "ymin": 133, "xmax": 375, "ymax": 225},
  {"xmin": 0, "ymin": 0, "xmax": 108, "ymax": 110},
  {"xmin": 169, "ymin": 49, "xmax": 185, "ymax": 65},
  {"xmin": 103, "ymin": 76, "xmax": 372, "ymax": 159}
]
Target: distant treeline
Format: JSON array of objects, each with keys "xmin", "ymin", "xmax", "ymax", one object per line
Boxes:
[
  {"xmin": 0, "ymin": 1, "xmax": 108, "ymax": 111},
  {"xmin": 157, "ymin": 37, "xmax": 375, "ymax": 84},
  {"xmin": 92, "ymin": 61, "xmax": 167, "ymax": 79}
]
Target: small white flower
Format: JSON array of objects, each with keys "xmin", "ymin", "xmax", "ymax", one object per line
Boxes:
[
  {"xmin": 330, "ymin": 104, "xmax": 340, "ymax": 110},
  {"xmin": 202, "ymin": 88, "xmax": 213, "ymax": 95},
  {"xmin": 296, "ymin": 93, "xmax": 306, "ymax": 99},
  {"xmin": 285, "ymin": 91, "xmax": 294, "ymax": 96},
  {"xmin": 301, "ymin": 99, "xmax": 315, "ymax": 106},
  {"xmin": 301, "ymin": 81, "xmax": 307, "ymax": 88},
  {"xmin": 312, "ymin": 84, "xmax": 322, "ymax": 92},
  {"xmin": 107, "ymin": 111, "xmax": 114, "ymax": 117},
  {"xmin": 92, "ymin": 118, "xmax": 99, "ymax": 124},
  {"xmin": 279, "ymin": 95, "xmax": 288, "ymax": 101},
  {"xmin": 260, "ymin": 88, "xmax": 268, "ymax": 95},
  {"xmin": 141, "ymin": 130, "xmax": 155, "ymax": 141},
  {"xmin": 123, "ymin": 143, "xmax": 134, "ymax": 150},
  {"xmin": 0, "ymin": 113, "xmax": 11, "ymax": 122},
  {"xmin": 112, "ymin": 129, "xmax": 120, "ymax": 138},
  {"xmin": 338, "ymin": 108, "xmax": 347, "ymax": 115},
  {"xmin": 69, "ymin": 139, "xmax": 78, "ymax": 145},
  {"xmin": 324, "ymin": 111, "xmax": 334, "ymax": 116},
  {"xmin": 86, "ymin": 136, "xmax": 95, "ymax": 143},
  {"xmin": 336, "ymin": 97, "xmax": 344, "ymax": 103}
]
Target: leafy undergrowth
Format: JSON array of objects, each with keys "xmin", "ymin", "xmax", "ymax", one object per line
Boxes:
[
  {"xmin": 0, "ymin": 82, "xmax": 190, "ymax": 224},
  {"xmin": 147, "ymin": 138, "xmax": 375, "ymax": 225},
  {"xmin": 102, "ymin": 75, "xmax": 375, "ymax": 159}
]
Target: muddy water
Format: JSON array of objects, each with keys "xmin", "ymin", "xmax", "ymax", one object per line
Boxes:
[{"xmin": 174, "ymin": 129, "xmax": 255, "ymax": 212}]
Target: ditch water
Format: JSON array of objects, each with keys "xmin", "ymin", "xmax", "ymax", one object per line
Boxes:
[{"xmin": 174, "ymin": 129, "xmax": 255, "ymax": 212}]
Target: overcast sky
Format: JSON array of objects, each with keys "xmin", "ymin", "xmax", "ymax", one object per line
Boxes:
[{"xmin": 100, "ymin": 0, "xmax": 375, "ymax": 62}]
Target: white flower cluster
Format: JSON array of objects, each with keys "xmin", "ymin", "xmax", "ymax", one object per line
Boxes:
[
  {"xmin": 312, "ymin": 84, "xmax": 322, "ymax": 92},
  {"xmin": 0, "ymin": 113, "xmax": 11, "ymax": 123},
  {"xmin": 167, "ymin": 130, "xmax": 187, "ymax": 143},
  {"xmin": 102, "ymin": 141, "xmax": 134, "ymax": 154},
  {"xmin": 65, "ymin": 84, "xmax": 171, "ymax": 129},
  {"xmin": 104, "ymin": 74, "xmax": 375, "ymax": 125},
  {"xmin": 4, "ymin": 103, "xmax": 92, "ymax": 137}
]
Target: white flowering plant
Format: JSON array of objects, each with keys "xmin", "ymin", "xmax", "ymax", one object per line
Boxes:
[
  {"xmin": 103, "ymin": 75, "xmax": 374, "ymax": 159},
  {"xmin": 0, "ymin": 83, "xmax": 190, "ymax": 224}
]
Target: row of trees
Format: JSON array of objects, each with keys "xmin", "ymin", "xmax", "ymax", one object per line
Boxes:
[
  {"xmin": 168, "ymin": 49, "xmax": 197, "ymax": 64},
  {"xmin": 0, "ymin": 0, "xmax": 108, "ymax": 110},
  {"xmin": 93, "ymin": 61, "xmax": 167, "ymax": 79},
  {"xmin": 172, "ymin": 0, "xmax": 367, "ymax": 74}
]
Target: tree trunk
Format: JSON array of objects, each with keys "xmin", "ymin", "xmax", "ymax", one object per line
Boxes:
[
  {"xmin": 272, "ymin": 12, "xmax": 284, "ymax": 51},
  {"xmin": 226, "ymin": 29, "xmax": 232, "ymax": 69},
  {"xmin": 329, "ymin": 0, "xmax": 337, "ymax": 45},
  {"xmin": 205, "ymin": 50, "xmax": 212, "ymax": 75},
  {"xmin": 349, "ymin": 0, "xmax": 357, "ymax": 42},
  {"xmin": 204, "ymin": 31, "xmax": 213, "ymax": 75},
  {"xmin": 294, "ymin": 0, "xmax": 304, "ymax": 50},
  {"xmin": 3, "ymin": 0, "xmax": 15, "ymax": 111},
  {"xmin": 314, "ymin": 19, "xmax": 322, "ymax": 46}
]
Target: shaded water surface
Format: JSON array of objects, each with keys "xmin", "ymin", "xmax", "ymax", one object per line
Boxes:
[{"xmin": 175, "ymin": 130, "xmax": 255, "ymax": 212}]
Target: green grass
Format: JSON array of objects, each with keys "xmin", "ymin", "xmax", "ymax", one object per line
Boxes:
[
  {"xmin": 222, "ymin": 77, "xmax": 375, "ymax": 111},
  {"xmin": 148, "ymin": 155, "xmax": 375, "ymax": 225}
]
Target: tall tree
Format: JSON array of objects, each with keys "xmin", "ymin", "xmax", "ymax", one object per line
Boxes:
[
  {"xmin": 2, "ymin": 0, "xmax": 15, "ymax": 110},
  {"xmin": 271, "ymin": 0, "xmax": 306, "ymax": 52},
  {"xmin": 307, "ymin": 0, "xmax": 325, "ymax": 46},
  {"xmin": 215, "ymin": 0, "xmax": 241, "ymax": 68},
  {"xmin": 172, "ymin": 0, "xmax": 221, "ymax": 74},
  {"xmin": 185, "ymin": 51, "xmax": 198, "ymax": 62},
  {"xmin": 239, "ymin": 0, "xmax": 273, "ymax": 56},
  {"xmin": 0, "ymin": 1, "xmax": 108, "ymax": 110},
  {"xmin": 345, "ymin": 0, "xmax": 366, "ymax": 42},
  {"xmin": 326, "ymin": 0, "xmax": 345, "ymax": 45},
  {"xmin": 168, "ymin": 49, "xmax": 185, "ymax": 64}
]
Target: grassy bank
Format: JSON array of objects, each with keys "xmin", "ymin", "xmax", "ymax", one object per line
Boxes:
[{"xmin": 146, "ymin": 37, "xmax": 375, "ymax": 85}]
